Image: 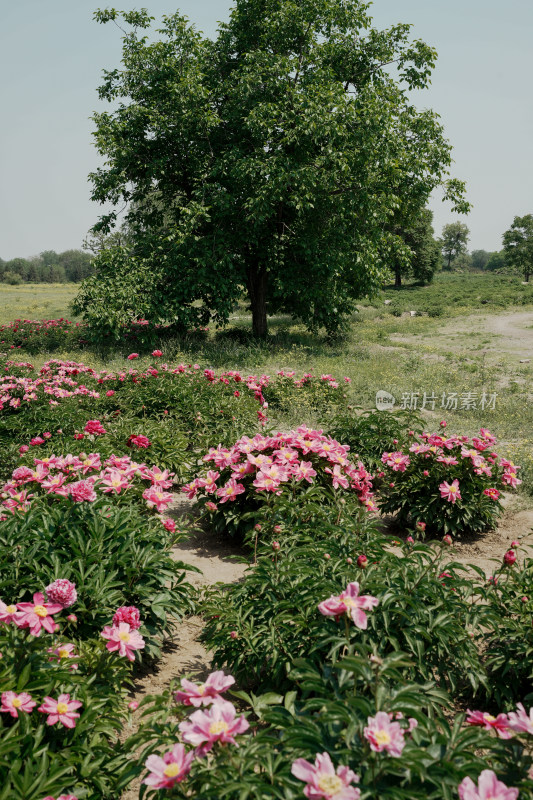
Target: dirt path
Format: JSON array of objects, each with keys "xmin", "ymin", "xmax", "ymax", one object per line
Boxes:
[{"xmin": 121, "ymin": 507, "xmax": 249, "ymax": 800}]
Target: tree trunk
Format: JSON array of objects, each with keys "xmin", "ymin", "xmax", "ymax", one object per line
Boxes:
[
  {"xmin": 247, "ymin": 266, "xmax": 268, "ymax": 338},
  {"xmin": 525, "ymin": 267, "xmax": 530, "ymax": 283},
  {"xmin": 394, "ymin": 267, "xmax": 402, "ymax": 288}
]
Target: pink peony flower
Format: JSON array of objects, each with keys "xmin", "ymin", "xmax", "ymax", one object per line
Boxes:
[
  {"xmin": 38, "ymin": 693, "xmax": 82, "ymax": 728},
  {"xmin": 439, "ymin": 479, "xmax": 461, "ymax": 504},
  {"xmin": 356, "ymin": 555, "xmax": 368, "ymax": 569},
  {"xmin": 466, "ymin": 710, "xmax": 512, "ymax": 739},
  {"xmin": 127, "ymin": 353, "xmax": 139, "ymax": 360},
  {"xmin": 113, "ymin": 606, "xmax": 141, "ymax": 630},
  {"xmin": 45, "ymin": 579, "xmax": 77, "ymax": 608},
  {"xmin": 175, "ymin": 670, "xmax": 235, "ymax": 707},
  {"xmin": 179, "ymin": 699, "xmax": 249, "ymax": 754},
  {"xmin": 151, "ymin": 350, "xmax": 163, "ymax": 357},
  {"xmin": 0, "ymin": 691, "xmax": 37, "ymax": 718},
  {"xmin": 503, "ymin": 549, "xmax": 516, "ymax": 565},
  {"xmin": 84, "ymin": 419, "xmax": 106, "ymax": 435},
  {"xmin": 162, "ymin": 518, "xmax": 176, "ymax": 532},
  {"xmin": 143, "ymin": 743, "xmax": 194, "ymax": 790},
  {"xmin": 291, "ymin": 751, "xmax": 360, "ymax": 799},
  {"xmin": 364, "ymin": 711, "xmax": 406, "ymax": 757},
  {"xmin": 483, "ymin": 487, "xmax": 500, "ymax": 500},
  {"xmin": 458, "ymin": 770, "xmax": 518, "ymax": 800},
  {"xmin": 15, "ymin": 592, "xmax": 63, "ymax": 636},
  {"xmin": 507, "ymin": 702, "xmax": 533, "ymax": 734},
  {"xmin": 101, "ymin": 622, "xmax": 145, "ymax": 661},
  {"xmin": 127, "ymin": 434, "xmax": 151, "ymax": 448},
  {"xmin": 48, "ymin": 642, "xmax": 78, "ymax": 669},
  {"xmin": 106, "ymin": 389, "xmax": 115, "ymax": 396},
  {"xmin": 68, "ymin": 479, "xmax": 97, "ymax": 503},
  {"xmin": 142, "ymin": 486, "xmax": 173, "ymax": 512},
  {"xmin": 318, "ymin": 582, "xmax": 378, "ymax": 629}
]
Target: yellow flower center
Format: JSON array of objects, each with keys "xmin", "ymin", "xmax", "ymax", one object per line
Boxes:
[
  {"xmin": 317, "ymin": 775, "xmax": 344, "ymax": 794},
  {"xmin": 58, "ymin": 648, "xmax": 70, "ymax": 659},
  {"xmin": 34, "ymin": 605, "xmax": 48, "ymax": 618},
  {"xmin": 374, "ymin": 729, "xmax": 391, "ymax": 746},
  {"xmin": 484, "ymin": 714, "xmax": 496, "ymax": 722},
  {"xmin": 56, "ymin": 702, "xmax": 69, "ymax": 714},
  {"xmin": 6, "ymin": 605, "xmax": 16, "ymax": 614},
  {"xmin": 163, "ymin": 762, "xmax": 181, "ymax": 778},
  {"xmin": 197, "ymin": 684, "xmax": 206, "ymax": 695},
  {"xmin": 118, "ymin": 631, "xmax": 131, "ymax": 642},
  {"xmin": 342, "ymin": 597, "xmax": 356, "ymax": 608},
  {"xmin": 450, "ymin": 486, "xmax": 457, "ymax": 493},
  {"xmin": 208, "ymin": 720, "xmax": 229, "ymax": 735},
  {"xmin": 12, "ymin": 697, "xmax": 22, "ymax": 708}
]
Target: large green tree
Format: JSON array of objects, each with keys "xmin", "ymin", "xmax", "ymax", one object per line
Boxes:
[
  {"xmin": 389, "ymin": 208, "xmax": 441, "ymax": 288},
  {"xmin": 502, "ymin": 214, "xmax": 533, "ymax": 283},
  {"xmin": 440, "ymin": 222, "xmax": 469, "ymax": 271},
  {"xmin": 76, "ymin": 1, "xmax": 469, "ymax": 337}
]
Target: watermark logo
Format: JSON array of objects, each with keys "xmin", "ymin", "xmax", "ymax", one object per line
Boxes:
[
  {"xmin": 376, "ymin": 389, "xmax": 497, "ymax": 411},
  {"xmin": 375, "ymin": 390, "xmax": 396, "ymax": 411}
]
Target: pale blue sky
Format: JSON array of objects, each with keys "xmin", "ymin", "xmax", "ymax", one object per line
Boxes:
[{"xmin": 1, "ymin": 0, "xmax": 532, "ymax": 260}]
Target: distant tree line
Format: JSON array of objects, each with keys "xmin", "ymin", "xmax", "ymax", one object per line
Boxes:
[{"xmin": 0, "ymin": 250, "xmax": 94, "ymax": 284}]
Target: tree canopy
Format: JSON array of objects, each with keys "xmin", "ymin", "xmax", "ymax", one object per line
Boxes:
[
  {"xmin": 75, "ymin": 0, "xmax": 469, "ymax": 337},
  {"xmin": 440, "ymin": 222, "xmax": 469, "ymax": 271},
  {"xmin": 502, "ymin": 214, "xmax": 533, "ymax": 283}
]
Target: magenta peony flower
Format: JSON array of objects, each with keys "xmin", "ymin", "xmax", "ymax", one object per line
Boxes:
[
  {"xmin": 127, "ymin": 434, "xmax": 151, "ymax": 448},
  {"xmin": 127, "ymin": 353, "xmax": 139, "ymax": 360},
  {"xmin": 318, "ymin": 582, "xmax": 378, "ymax": 629},
  {"xmin": 1, "ymin": 691, "xmax": 37, "ymax": 718},
  {"xmin": 503, "ymin": 549, "xmax": 516, "ymax": 565},
  {"xmin": 179, "ymin": 699, "xmax": 249, "ymax": 754},
  {"xmin": 175, "ymin": 670, "xmax": 235, "ymax": 707},
  {"xmin": 46, "ymin": 579, "xmax": 77, "ymax": 608},
  {"xmin": 143, "ymin": 743, "xmax": 194, "ymax": 790},
  {"xmin": 101, "ymin": 622, "xmax": 145, "ymax": 661},
  {"xmin": 151, "ymin": 350, "xmax": 163, "ymax": 357},
  {"xmin": 15, "ymin": 592, "xmax": 62, "ymax": 636},
  {"xmin": 458, "ymin": 770, "xmax": 518, "ymax": 800},
  {"xmin": 465, "ymin": 710, "xmax": 512, "ymax": 739},
  {"xmin": 291, "ymin": 751, "xmax": 360, "ymax": 799},
  {"xmin": 38, "ymin": 693, "xmax": 82, "ymax": 728},
  {"xmin": 84, "ymin": 419, "xmax": 107, "ymax": 436},
  {"xmin": 364, "ymin": 711, "xmax": 406, "ymax": 757},
  {"xmin": 112, "ymin": 606, "xmax": 141, "ymax": 630},
  {"xmin": 162, "ymin": 518, "xmax": 176, "ymax": 532},
  {"xmin": 142, "ymin": 486, "xmax": 173, "ymax": 512},
  {"xmin": 68, "ymin": 479, "xmax": 97, "ymax": 503}
]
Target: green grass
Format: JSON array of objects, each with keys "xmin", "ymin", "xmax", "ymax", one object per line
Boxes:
[{"xmin": 0, "ymin": 283, "xmax": 80, "ymax": 324}]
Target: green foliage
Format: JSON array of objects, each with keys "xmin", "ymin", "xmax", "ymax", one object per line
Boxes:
[
  {"xmin": 0, "ymin": 500, "xmax": 194, "ymax": 657},
  {"xmin": 503, "ymin": 213, "xmax": 533, "ymax": 282},
  {"xmin": 78, "ymin": 0, "xmax": 468, "ymax": 338},
  {"xmin": 440, "ymin": 222, "xmax": 470, "ymax": 270}
]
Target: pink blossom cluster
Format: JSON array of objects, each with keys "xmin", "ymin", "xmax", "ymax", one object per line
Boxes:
[
  {"xmin": 1, "ymin": 453, "xmax": 174, "ymax": 515},
  {"xmin": 381, "ymin": 428, "xmax": 521, "ymax": 501},
  {"xmin": 466, "ymin": 702, "xmax": 533, "ymax": 738},
  {"xmin": 143, "ymin": 670, "xmax": 247, "ymax": 789},
  {"xmin": 1, "ymin": 689, "xmax": 82, "ymax": 728},
  {"xmin": 183, "ymin": 427, "xmax": 374, "ymax": 509}
]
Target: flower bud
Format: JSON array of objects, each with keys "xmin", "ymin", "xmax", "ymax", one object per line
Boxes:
[
  {"xmin": 504, "ymin": 549, "xmax": 516, "ymax": 565},
  {"xmin": 440, "ymin": 420, "xmax": 447, "ymax": 428},
  {"xmin": 67, "ymin": 614, "xmax": 77, "ymax": 623},
  {"xmin": 521, "ymin": 596, "xmax": 528, "ymax": 603},
  {"xmin": 254, "ymin": 524, "xmax": 262, "ymax": 532},
  {"xmin": 230, "ymin": 630, "xmax": 238, "ymax": 639},
  {"xmin": 511, "ymin": 540, "xmax": 519, "ymax": 548},
  {"xmin": 346, "ymin": 557, "xmax": 353, "ymax": 565},
  {"xmin": 423, "ymin": 470, "xmax": 429, "ymax": 477},
  {"xmin": 415, "ymin": 521, "xmax": 426, "ymax": 532},
  {"xmin": 272, "ymin": 541, "xmax": 280, "ymax": 551},
  {"xmin": 324, "ymin": 553, "xmax": 331, "ymax": 560},
  {"xmin": 128, "ymin": 700, "xmax": 139, "ymax": 711},
  {"xmin": 273, "ymin": 525, "xmax": 282, "ymax": 533},
  {"xmin": 406, "ymin": 536, "xmax": 414, "ymax": 544},
  {"xmin": 357, "ymin": 554, "xmax": 368, "ymax": 568},
  {"xmin": 442, "ymin": 535, "xmax": 453, "ymax": 545}
]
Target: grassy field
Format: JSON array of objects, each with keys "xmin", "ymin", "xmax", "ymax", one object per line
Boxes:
[{"xmin": 1, "ymin": 273, "xmax": 532, "ymax": 493}]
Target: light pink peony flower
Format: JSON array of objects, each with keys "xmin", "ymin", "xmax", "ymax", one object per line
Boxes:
[
  {"xmin": 142, "ymin": 486, "xmax": 173, "ymax": 512},
  {"xmin": 291, "ymin": 752, "xmax": 360, "ymax": 799},
  {"xmin": 0, "ymin": 600, "xmax": 19, "ymax": 624},
  {"xmin": 143, "ymin": 743, "xmax": 194, "ymax": 789},
  {"xmin": 439, "ymin": 479, "xmax": 461, "ymax": 504},
  {"xmin": 175, "ymin": 670, "xmax": 235, "ymax": 707},
  {"xmin": 0, "ymin": 691, "xmax": 37, "ymax": 718},
  {"xmin": 179, "ymin": 699, "xmax": 249, "ymax": 753},
  {"xmin": 458, "ymin": 769, "xmax": 518, "ymax": 800},
  {"xmin": 507, "ymin": 702, "xmax": 533, "ymax": 734},
  {"xmin": 15, "ymin": 592, "xmax": 62, "ymax": 636},
  {"xmin": 465, "ymin": 710, "xmax": 512, "ymax": 739},
  {"xmin": 101, "ymin": 622, "xmax": 145, "ymax": 661},
  {"xmin": 113, "ymin": 606, "xmax": 141, "ymax": 630},
  {"xmin": 46, "ymin": 579, "xmax": 77, "ymax": 608},
  {"xmin": 364, "ymin": 711, "xmax": 405, "ymax": 757},
  {"xmin": 48, "ymin": 642, "xmax": 78, "ymax": 669},
  {"xmin": 318, "ymin": 582, "xmax": 379, "ymax": 629},
  {"xmin": 38, "ymin": 693, "xmax": 82, "ymax": 728}
]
